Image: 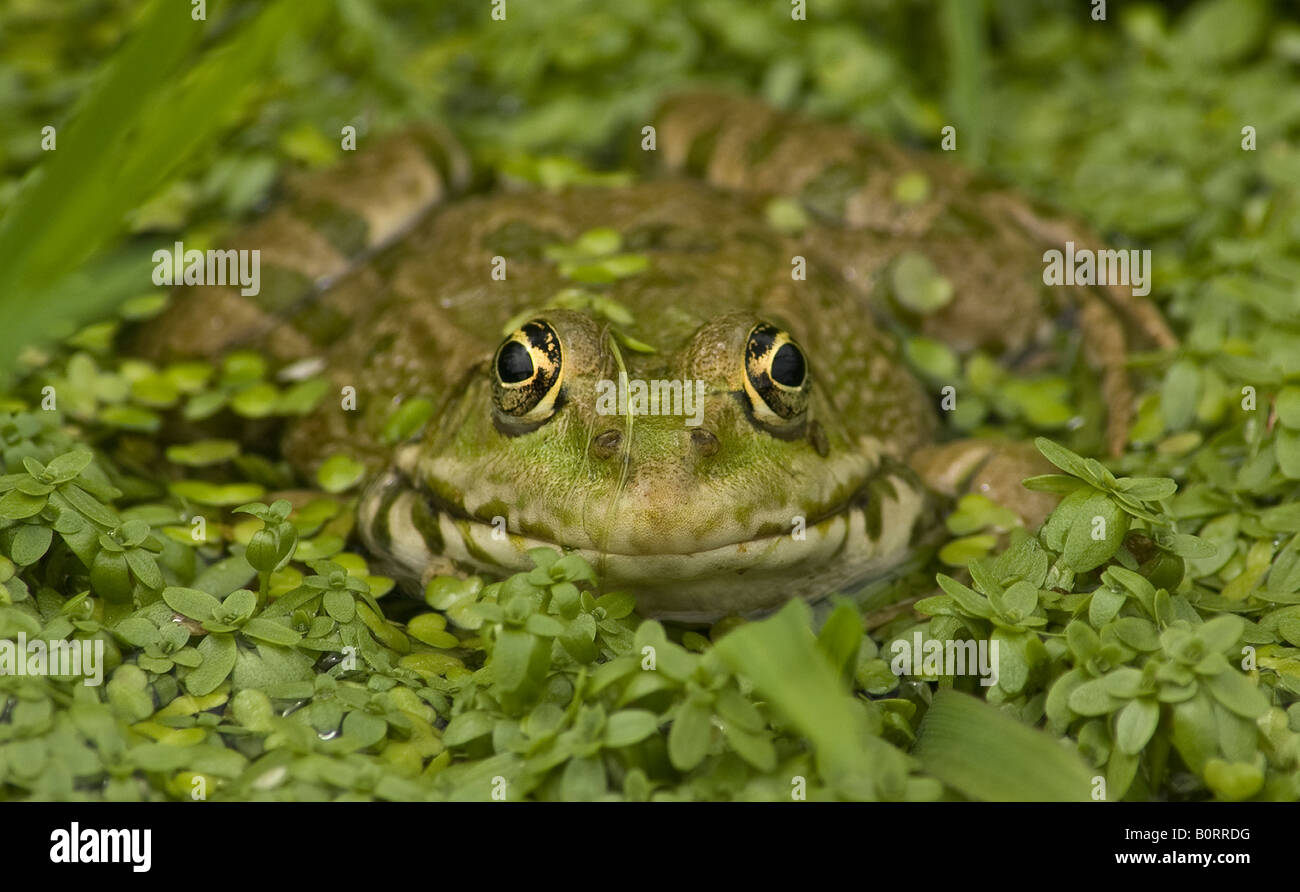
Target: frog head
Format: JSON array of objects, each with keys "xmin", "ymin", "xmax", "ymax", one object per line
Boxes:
[{"xmin": 359, "ymin": 306, "xmax": 935, "ymax": 621}]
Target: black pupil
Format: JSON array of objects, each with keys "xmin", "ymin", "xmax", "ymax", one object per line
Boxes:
[
  {"xmin": 770, "ymin": 343, "xmax": 805, "ymax": 387},
  {"xmin": 497, "ymin": 341, "xmax": 534, "ymax": 383}
]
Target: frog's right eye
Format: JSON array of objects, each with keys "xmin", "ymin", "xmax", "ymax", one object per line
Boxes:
[
  {"xmin": 742, "ymin": 322, "xmax": 810, "ymax": 428},
  {"xmin": 492, "ymin": 319, "xmax": 565, "ymax": 426}
]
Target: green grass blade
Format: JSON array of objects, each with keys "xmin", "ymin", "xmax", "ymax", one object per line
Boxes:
[
  {"xmin": 914, "ymin": 689, "xmax": 1094, "ymax": 801},
  {"xmin": 0, "ymin": 0, "xmax": 199, "ymax": 293},
  {"xmin": 713, "ymin": 600, "xmax": 909, "ymax": 793},
  {"xmin": 0, "ymin": 0, "xmax": 321, "ymax": 376},
  {"xmin": 941, "ymin": 0, "xmax": 989, "ymax": 164}
]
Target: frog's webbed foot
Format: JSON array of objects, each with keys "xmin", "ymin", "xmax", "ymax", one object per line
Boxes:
[{"xmin": 652, "ymin": 91, "xmax": 1177, "ymax": 455}]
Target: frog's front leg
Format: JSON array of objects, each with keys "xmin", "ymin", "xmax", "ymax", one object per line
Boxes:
[
  {"xmin": 653, "ymin": 92, "xmax": 1176, "ymax": 454},
  {"xmin": 909, "ymin": 438, "xmax": 1059, "ymax": 531}
]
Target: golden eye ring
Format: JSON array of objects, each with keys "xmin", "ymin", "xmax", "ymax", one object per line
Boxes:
[
  {"xmin": 492, "ymin": 319, "xmax": 565, "ymax": 425},
  {"xmin": 742, "ymin": 321, "xmax": 809, "ymax": 425}
]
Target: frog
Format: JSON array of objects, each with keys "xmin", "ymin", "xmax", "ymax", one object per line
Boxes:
[{"xmin": 133, "ymin": 92, "xmax": 1174, "ymax": 622}]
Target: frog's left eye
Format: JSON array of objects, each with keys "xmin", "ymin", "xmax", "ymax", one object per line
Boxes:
[
  {"xmin": 743, "ymin": 322, "xmax": 810, "ymax": 426},
  {"xmin": 492, "ymin": 319, "xmax": 565, "ymax": 427}
]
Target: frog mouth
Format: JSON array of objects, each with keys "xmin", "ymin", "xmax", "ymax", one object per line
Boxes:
[{"xmin": 358, "ymin": 462, "xmax": 931, "ymax": 619}]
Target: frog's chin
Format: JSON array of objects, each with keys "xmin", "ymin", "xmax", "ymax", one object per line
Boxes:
[{"xmin": 360, "ymin": 467, "xmax": 932, "ymax": 622}]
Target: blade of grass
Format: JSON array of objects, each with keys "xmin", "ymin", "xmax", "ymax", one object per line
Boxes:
[
  {"xmin": 914, "ymin": 688, "xmax": 1094, "ymax": 801},
  {"xmin": 0, "ymin": 0, "xmax": 200, "ymax": 295},
  {"xmin": 713, "ymin": 599, "xmax": 911, "ymax": 796},
  {"xmin": 0, "ymin": 0, "xmax": 323, "ymax": 377},
  {"xmin": 941, "ymin": 0, "xmax": 989, "ymax": 164}
]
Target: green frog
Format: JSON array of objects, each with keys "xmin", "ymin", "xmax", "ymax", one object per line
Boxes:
[{"xmin": 135, "ymin": 93, "xmax": 1174, "ymax": 622}]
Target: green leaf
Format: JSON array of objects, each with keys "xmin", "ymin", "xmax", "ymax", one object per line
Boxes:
[
  {"xmin": 443, "ymin": 711, "xmax": 494, "ymax": 747},
  {"xmin": 187, "ymin": 633, "xmax": 237, "ymax": 696},
  {"xmin": 1203, "ymin": 759, "xmax": 1264, "ymax": 802},
  {"xmin": 723, "ymin": 723, "xmax": 778, "ymax": 771},
  {"xmin": 170, "ymin": 481, "xmax": 266, "ymax": 507},
  {"xmin": 90, "ymin": 551, "xmax": 133, "ymax": 603},
  {"xmin": 0, "ymin": 490, "xmax": 47, "ymax": 520},
  {"xmin": 1172, "ymin": 0, "xmax": 1267, "ymax": 65},
  {"xmin": 1112, "ymin": 476, "xmax": 1178, "ymax": 501},
  {"xmin": 239, "ymin": 618, "xmax": 302, "ymax": 647},
  {"xmin": 1033, "ymin": 437, "xmax": 1095, "ymax": 482},
  {"xmin": 998, "ymin": 580, "xmax": 1038, "ymax": 621},
  {"xmin": 1277, "ymin": 386, "xmax": 1300, "ymax": 429},
  {"xmin": 1110, "ymin": 616, "xmax": 1160, "ymax": 651},
  {"xmin": 764, "ymin": 196, "xmax": 811, "ymax": 234},
  {"xmin": 1160, "ymin": 359, "xmax": 1201, "ymax": 431},
  {"xmin": 913, "ymin": 690, "xmax": 1093, "ymax": 801},
  {"xmin": 43, "ymin": 450, "xmax": 95, "ymax": 482},
  {"xmin": 316, "ymin": 454, "xmax": 367, "ymax": 493},
  {"xmin": 552, "ymin": 553, "xmax": 597, "ymax": 584},
  {"xmin": 1196, "ymin": 614, "xmax": 1244, "ymax": 653},
  {"xmin": 340, "ymin": 710, "xmax": 388, "ymax": 749},
  {"xmin": 525, "ymin": 614, "xmax": 566, "ymax": 637},
  {"xmin": 99, "ymin": 406, "xmax": 161, "ymax": 432},
  {"xmin": 165, "ymin": 439, "xmax": 239, "ymax": 466},
  {"xmin": 1088, "ymin": 586, "xmax": 1127, "ymax": 627},
  {"xmin": 560, "ymin": 755, "xmax": 606, "ymax": 801},
  {"xmin": 1068, "ymin": 678, "xmax": 1119, "ymax": 717},
  {"xmin": 890, "ymin": 251, "xmax": 954, "ymax": 314},
  {"xmin": 713, "ymin": 600, "xmax": 899, "ymax": 788},
  {"xmin": 1115, "ymin": 698, "xmax": 1160, "ymax": 755},
  {"xmin": 559, "ymin": 614, "xmax": 599, "ymax": 664},
  {"xmin": 594, "ymin": 591, "xmax": 636, "ymax": 619},
  {"xmin": 56, "ymin": 484, "xmax": 120, "ymax": 527},
  {"xmin": 162, "ymin": 586, "xmax": 222, "ymax": 621},
  {"xmin": 382, "ymin": 398, "xmax": 436, "ymax": 444},
  {"xmin": 604, "ymin": 710, "xmax": 659, "ymax": 748},
  {"xmin": 1276, "ymin": 427, "xmax": 1300, "ymax": 479},
  {"xmin": 113, "ymin": 617, "xmax": 161, "ymax": 649},
  {"xmin": 406, "ymin": 614, "xmax": 459, "ymax": 648},
  {"xmin": 277, "ymin": 378, "xmax": 330, "ymax": 415},
  {"xmin": 493, "ymin": 628, "xmax": 541, "ymax": 693},
  {"xmin": 1061, "ymin": 490, "xmax": 1127, "ymax": 572},
  {"xmin": 229, "ymin": 383, "xmax": 280, "ymax": 418},
  {"xmin": 1161, "ymin": 533, "xmax": 1216, "ymax": 560},
  {"xmin": 1022, "ymin": 474, "xmax": 1086, "ymax": 494},
  {"xmin": 1045, "ymin": 669, "xmax": 1086, "ymax": 732},
  {"xmin": 191, "ymin": 554, "xmax": 256, "ymax": 597},
  {"xmin": 1203, "ymin": 669, "xmax": 1270, "ymax": 719},
  {"xmin": 816, "ymin": 603, "xmax": 864, "ymax": 684},
  {"xmin": 667, "ymin": 698, "xmax": 713, "ymax": 771},
  {"xmin": 9, "ymin": 524, "xmax": 53, "ymax": 565},
  {"xmin": 935, "ymin": 574, "xmax": 994, "ymax": 618},
  {"xmin": 323, "ymin": 588, "xmax": 357, "ymax": 624},
  {"xmin": 124, "ymin": 548, "xmax": 164, "ymax": 590}
]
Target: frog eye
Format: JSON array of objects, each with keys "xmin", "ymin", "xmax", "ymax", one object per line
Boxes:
[
  {"xmin": 743, "ymin": 322, "xmax": 809, "ymax": 425},
  {"xmin": 492, "ymin": 319, "xmax": 564, "ymax": 426}
]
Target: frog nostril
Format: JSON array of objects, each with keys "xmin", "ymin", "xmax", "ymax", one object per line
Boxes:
[
  {"xmin": 690, "ymin": 429, "xmax": 719, "ymax": 457},
  {"xmin": 591, "ymin": 429, "xmax": 623, "ymax": 459}
]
